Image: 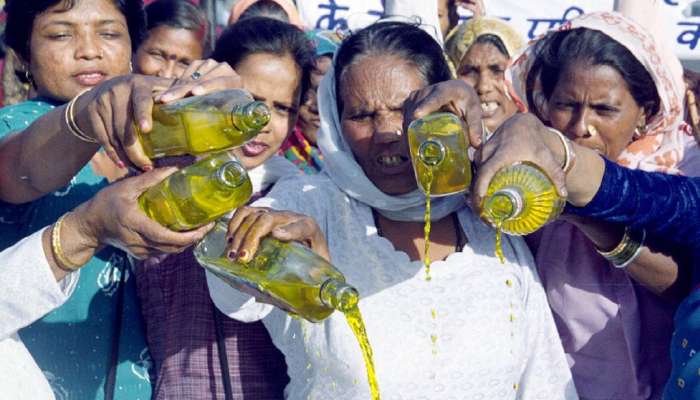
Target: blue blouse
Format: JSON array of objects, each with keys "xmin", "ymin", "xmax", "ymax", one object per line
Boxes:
[
  {"xmin": 567, "ymin": 158, "xmax": 700, "ymax": 400},
  {"xmin": 0, "ymin": 99, "xmax": 153, "ymax": 399}
]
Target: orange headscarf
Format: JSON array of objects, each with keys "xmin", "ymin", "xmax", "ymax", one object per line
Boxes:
[
  {"xmin": 509, "ymin": 12, "xmax": 694, "ymax": 174},
  {"xmin": 228, "ymin": 0, "xmax": 304, "ymax": 29}
]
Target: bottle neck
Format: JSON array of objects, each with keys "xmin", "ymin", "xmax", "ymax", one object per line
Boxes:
[
  {"xmin": 214, "ymin": 160, "xmax": 248, "ymax": 189},
  {"xmin": 229, "ymin": 101, "xmax": 271, "ymax": 133},
  {"xmin": 487, "ymin": 187, "xmax": 524, "ymax": 221},
  {"xmin": 319, "ymin": 279, "xmax": 359, "ymax": 312},
  {"xmin": 418, "ymin": 139, "xmax": 446, "ymax": 166}
]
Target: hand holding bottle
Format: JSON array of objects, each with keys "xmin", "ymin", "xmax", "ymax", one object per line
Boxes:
[
  {"xmin": 402, "ymin": 79, "xmax": 484, "ymax": 149},
  {"xmin": 224, "ymin": 206, "xmax": 330, "ymax": 263}
]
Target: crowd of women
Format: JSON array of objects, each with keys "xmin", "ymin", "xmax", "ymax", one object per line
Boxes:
[{"xmin": 1, "ymin": 0, "xmax": 700, "ymax": 399}]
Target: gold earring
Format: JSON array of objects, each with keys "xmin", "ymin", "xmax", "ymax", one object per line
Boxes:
[{"xmin": 395, "ymin": 128, "xmax": 402, "ymax": 136}]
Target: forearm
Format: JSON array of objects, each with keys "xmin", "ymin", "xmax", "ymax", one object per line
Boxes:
[
  {"xmin": 565, "ymin": 215, "xmax": 684, "ymax": 300},
  {"xmin": 41, "ymin": 207, "xmax": 101, "ymax": 282},
  {"xmin": 0, "ymin": 105, "xmax": 99, "ymax": 204}
]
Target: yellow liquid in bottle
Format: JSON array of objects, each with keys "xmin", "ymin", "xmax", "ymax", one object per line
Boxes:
[
  {"xmin": 140, "ymin": 106, "xmax": 259, "ymax": 158},
  {"xmin": 481, "ymin": 163, "xmax": 564, "ymax": 263},
  {"xmin": 408, "ymin": 113, "xmax": 472, "ymax": 196},
  {"xmin": 344, "ymin": 305, "xmax": 380, "ymax": 400},
  {"xmin": 139, "ymin": 160, "xmax": 252, "ymax": 231}
]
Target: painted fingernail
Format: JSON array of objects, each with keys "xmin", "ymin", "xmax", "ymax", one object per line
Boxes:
[
  {"xmin": 142, "ymin": 165, "xmax": 153, "ymax": 172},
  {"xmin": 238, "ymin": 250, "xmax": 248, "ymax": 260},
  {"xmin": 227, "ymin": 251, "xmax": 237, "ymax": 259},
  {"xmin": 227, "ymin": 236, "xmax": 234, "ymax": 244},
  {"xmin": 117, "ymin": 160, "xmax": 126, "ymax": 169}
]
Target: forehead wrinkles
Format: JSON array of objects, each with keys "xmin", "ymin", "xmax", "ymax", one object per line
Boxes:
[{"xmin": 340, "ymin": 55, "xmax": 422, "ymax": 109}]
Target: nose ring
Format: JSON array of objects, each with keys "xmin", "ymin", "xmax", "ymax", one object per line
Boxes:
[
  {"xmin": 587, "ymin": 125, "xmax": 598, "ymax": 137},
  {"xmin": 395, "ymin": 129, "xmax": 402, "ymax": 136}
]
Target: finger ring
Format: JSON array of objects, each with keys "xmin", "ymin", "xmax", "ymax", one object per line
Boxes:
[{"xmin": 191, "ymin": 71, "xmax": 202, "ymax": 80}]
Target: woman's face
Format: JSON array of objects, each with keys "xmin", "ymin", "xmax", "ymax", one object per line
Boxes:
[
  {"xmin": 28, "ymin": 0, "xmax": 132, "ymax": 102},
  {"xmin": 457, "ymin": 41, "xmax": 518, "ymax": 133},
  {"xmin": 232, "ymin": 52, "xmax": 302, "ymax": 169},
  {"xmin": 134, "ymin": 25, "xmax": 204, "ymax": 78},
  {"xmin": 297, "ymin": 55, "xmax": 332, "ymax": 144},
  {"xmin": 547, "ymin": 63, "xmax": 647, "ymax": 160},
  {"xmin": 340, "ymin": 55, "xmax": 426, "ymax": 195}
]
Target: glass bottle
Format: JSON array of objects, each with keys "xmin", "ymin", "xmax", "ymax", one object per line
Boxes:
[
  {"xmin": 194, "ymin": 220, "xmax": 360, "ymax": 323},
  {"xmin": 408, "ymin": 112, "xmax": 472, "ymax": 196},
  {"xmin": 139, "ymin": 152, "xmax": 253, "ymax": 231},
  {"xmin": 481, "ymin": 162, "xmax": 565, "ymax": 235},
  {"xmin": 138, "ymin": 89, "xmax": 271, "ymax": 159}
]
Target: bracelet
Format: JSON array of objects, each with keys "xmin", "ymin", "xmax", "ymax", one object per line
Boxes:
[
  {"xmin": 548, "ymin": 128, "xmax": 576, "ymax": 174},
  {"xmin": 596, "ymin": 227, "xmax": 646, "ymax": 268},
  {"xmin": 64, "ymin": 89, "xmax": 99, "ymax": 144},
  {"xmin": 51, "ymin": 213, "xmax": 83, "ymax": 271}
]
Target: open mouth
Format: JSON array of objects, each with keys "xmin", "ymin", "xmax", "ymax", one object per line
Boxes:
[
  {"xmin": 376, "ymin": 154, "xmax": 409, "ymax": 168},
  {"xmin": 241, "ymin": 141, "xmax": 269, "ymax": 157},
  {"xmin": 480, "ymin": 101, "xmax": 500, "ymax": 118}
]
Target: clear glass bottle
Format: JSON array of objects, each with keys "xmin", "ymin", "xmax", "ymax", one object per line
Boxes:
[
  {"xmin": 408, "ymin": 112, "xmax": 472, "ymax": 196},
  {"xmin": 139, "ymin": 152, "xmax": 253, "ymax": 231},
  {"xmin": 138, "ymin": 89, "xmax": 271, "ymax": 159},
  {"xmin": 194, "ymin": 220, "xmax": 360, "ymax": 322}
]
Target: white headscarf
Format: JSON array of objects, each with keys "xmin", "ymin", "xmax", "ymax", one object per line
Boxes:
[{"xmin": 316, "ymin": 63, "xmax": 465, "ymax": 222}]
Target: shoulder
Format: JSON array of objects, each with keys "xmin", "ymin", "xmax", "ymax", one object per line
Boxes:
[{"xmin": 0, "ymin": 99, "xmax": 58, "ymax": 138}]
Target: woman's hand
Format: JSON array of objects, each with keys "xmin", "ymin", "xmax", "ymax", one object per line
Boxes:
[
  {"xmin": 69, "ymin": 167, "xmax": 213, "ymax": 260},
  {"xmin": 402, "ymin": 79, "xmax": 484, "ymax": 148},
  {"xmin": 72, "ymin": 65, "xmax": 244, "ymax": 171},
  {"xmin": 471, "ymin": 113, "xmax": 567, "ymax": 208},
  {"xmin": 156, "ymin": 59, "xmax": 243, "ymax": 103},
  {"xmin": 224, "ymin": 207, "xmax": 330, "ymax": 262}
]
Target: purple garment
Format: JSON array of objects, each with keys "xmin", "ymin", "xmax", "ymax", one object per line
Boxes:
[
  {"xmin": 134, "ymin": 250, "xmax": 289, "ymax": 400},
  {"xmin": 530, "ymin": 220, "xmax": 676, "ymax": 400}
]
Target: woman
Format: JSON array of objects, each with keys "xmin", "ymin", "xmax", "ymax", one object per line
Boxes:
[
  {"xmin": 470, "ymin": 111, "xmax": 700, "ymax": 399},
  {"xmin": 280, "ymin": 29, "xmax": 339, "ymax": 174},
  {"xmin": 134, "ymin": 0, "xmax": 210, "ymax": 78},
  {"xmin": 0, "ymin": 0, "xmax": 239, "ymax": 398},
  {"xmin": 508, "ymin": 12, "xmax": 699, "ymax": 400},
  {"xmin": 0, "ymin": 167, "xmax": 210, "ymax": 399},
  {"xmin": 207, "ymin": 21, "xmax": 577, "ymax": 399},
  {"xmin": 444, "ymin": 16, "xmax": 525, "ymax": 135},
  {"xmin": 133, "ymin": 17, "xmax": 313, "ymax": 400},
  {"xmin": 228, "ymin": 0, "xmax": 304, "ymax": 28}
]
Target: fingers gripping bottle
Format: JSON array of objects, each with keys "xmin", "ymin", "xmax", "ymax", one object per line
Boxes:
[
  {"xmin": 194, "ymin": 222, "xmax": 381, "ymax": 399},
  {"xmin": 139, "ymin": 152, "xmax": 253, "ymax": 231},
  {"xmin": 138, "ymin": 89, "xmax": 271, "ymax": 159},
  {"xmin": 194, "ymin": 220, "xmax": 359, "ymax": 322},
  {"xmin": 408, "ymin": 112, "xmax": 472, "ymax": 197},
  {"xmin": 481, "ymin": 162, "xmax": 565, "ymax": 262}
]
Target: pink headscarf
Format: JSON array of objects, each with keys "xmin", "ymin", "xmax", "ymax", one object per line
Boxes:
[
  {"xmin": 228, "ymin": 0, "xmax": 304, "ymax": 29},
  {"xmin": 509, "ymin": 12, "xmax": 694, "ymax": 174}
]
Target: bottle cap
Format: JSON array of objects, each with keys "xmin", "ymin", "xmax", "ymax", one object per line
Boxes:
[
  {"xmin": 216, "ymin": 160, "xmax": 248, "ymax": 188},
  {"xmin": 418, "ymin": 139, "xmax": 446, "ymax": 166}
]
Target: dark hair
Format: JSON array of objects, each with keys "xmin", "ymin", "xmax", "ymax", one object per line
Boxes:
[
  {"xmin": 474, "ymin": 33, "xmax": 510, "ymax": 57},
  {"xmin": 238, "ymin": 0, "xmax": 289, "ymax": 24},
  {"xmin": 212, "ymin": 17, "xmax": 314, "ymax": 97},
  {"xmin": 143, "ymin": 0, "xmax": 210, "ymax": 52},
  {"xmin": 334, "ymin": 21, "xmax": 452, "ymax": 113},
  {"xmin": 4, "ymin": 0, "xmax": 145, "ymax": 61},
  {"xmin": 527, "ymin": 27, "xmax": 660, "ymax": 118}
]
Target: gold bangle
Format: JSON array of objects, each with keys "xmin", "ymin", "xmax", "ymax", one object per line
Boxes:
[
  {"xmin": 64, "ymin": 89, "xmax": 99, "ymax": 144},
  {"xmin": 596, "ymin": 227, "xmax": 646, "ymax": 268},
  {"xmin": 548, "ymin": 128, "xmax": 576, "ymax": 174},
  {"xmin": 51, "ymin": 213, "xmax": 83, "ymax": 271}
]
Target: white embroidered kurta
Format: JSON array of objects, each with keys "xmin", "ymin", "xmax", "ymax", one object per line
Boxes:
[
  {"xmin": 0, "ymin": 228, "xmax": 79, "ymax": 400},
  {"xmin": 207, "ymin": 173, "xmax": 578, "ymax": 400}
]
